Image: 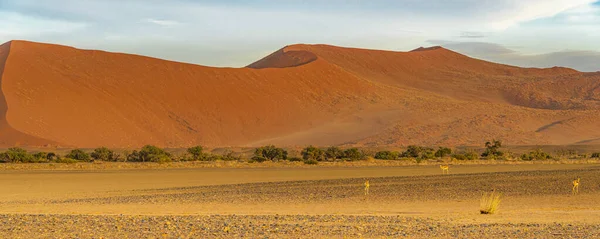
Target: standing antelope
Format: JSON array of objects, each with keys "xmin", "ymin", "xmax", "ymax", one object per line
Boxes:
[
  {"xmin": 364, "ymin": 180, "xmax": 370, "ymax": 195},
  {"xmin": 440, "ymin": 165, "xmax": 449, "ymax": 175},
  {"xmin": 572, "ymin": 177, "xmax": 581, "ymax": 195}
]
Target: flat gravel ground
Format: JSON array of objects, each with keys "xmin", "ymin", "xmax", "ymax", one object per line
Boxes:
[
  {"xmin": 1, "ymin": 164, "xmax": 600, "ymax": 238},
  {"xmin": 1, "ymin": 214, "xmax": 598, "ymax": 239}
]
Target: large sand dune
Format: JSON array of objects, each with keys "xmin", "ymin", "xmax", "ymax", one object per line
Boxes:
[{"xmin": 0, "ymin": 40, "xmax": 599, "ymax": 148}]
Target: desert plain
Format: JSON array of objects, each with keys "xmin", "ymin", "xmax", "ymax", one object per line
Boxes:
[{"xmin": 1, "ymin": 162, "xmax": 600, "ymax": 238}]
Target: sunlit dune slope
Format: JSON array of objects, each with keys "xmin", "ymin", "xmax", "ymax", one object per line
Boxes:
[{"xmin": 0, "ymin": 40, "xmax": 599, "ymax": 148}]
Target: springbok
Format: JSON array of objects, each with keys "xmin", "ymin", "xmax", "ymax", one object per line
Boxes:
[
  {"xmin": 572, "ymin": 177, "xmax": 581, "ymax": 195},
  {"xmin": 440, "ymin": 165, "xmax": 450, "ymax": 175}
]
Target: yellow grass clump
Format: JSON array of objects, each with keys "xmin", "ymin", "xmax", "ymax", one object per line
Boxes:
[{"xmin": 480, "ymin": 190, "xmax": 502, "ymax": 214}]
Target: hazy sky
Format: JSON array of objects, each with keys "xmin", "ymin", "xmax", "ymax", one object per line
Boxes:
[{"xmin": 1, "ymin": 0, "xmax": 600, "ymax": 71}]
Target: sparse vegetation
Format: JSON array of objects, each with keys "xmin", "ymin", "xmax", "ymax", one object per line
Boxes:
[
  {"xmin": 402, "ymin": 145, "xmax": 435, "ymax": 160},
  {"xmin": 301, "ymin": 146, "xmax": 325, "ymax": 161},
  {"xmin": 0, "ymin": 148, "xmax": 35, "ymax": 163},
  {"xmin": 452, "ymin": 150, "xmax": 479, "ymax": 160},
  {"xmin": 91, "ymin": 147, "xmax": 116, "ymax": 161},
  {"xmin": 187, "ymin": 146, "xmax": 206, "ymax": 161},
  {"xmin": 482, "ymin": 140, "xmax": 504, "ymax": 159},
  {"xmin": 127, "ymin": 145, "xmax": 171, "ymax": 163},
  {"xmin": 66, "ymin": 149, "xmax": 91, "ymax": 162},
  {"xmin": 480, "ymin": 190, "xmax": 502, "ymax": 214},
  {"xmin": 374, "ymin": 151, "xmax": 401, "ymax": 160},
  {"xmin": 255, "ymin": 145, "xmax": 288, "ymax": 161},
  {"xmin": 324, "ymin": 146, "xmax": 344, "ymax": 161},
  {"xmin": 434, "ymin": 147, "xmax": 452, "ymax": 158},
  {"xmin": 521, "ymin": 149, "xmax": 552, "ymax": 161},
  {"xmin": 343, "ymin": 148, "xmax": 366, "ymax": 161},
  {"xmin": 592, "ymin": 153, "xmax": 600, "ymax": 158}
]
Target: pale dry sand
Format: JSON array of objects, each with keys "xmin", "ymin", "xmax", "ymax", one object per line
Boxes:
[{"xmin": 1, "ymin": 164, "xmax": 600, "ymax": 238}]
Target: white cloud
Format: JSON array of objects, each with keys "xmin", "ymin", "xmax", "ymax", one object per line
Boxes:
[
  {"xmin": 144, "ymin": 18, "xmax": 180, "ymax": 26},
  {"xmin": 0, "ymin": 11, "xmax": 86, "ymax": 39}
]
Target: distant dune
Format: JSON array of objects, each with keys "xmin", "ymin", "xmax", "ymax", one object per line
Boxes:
[{"xmin": 0, "ymin": 40, "xmax": 599, "ymax": 148}]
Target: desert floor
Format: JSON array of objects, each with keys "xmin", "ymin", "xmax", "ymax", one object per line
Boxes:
[{"xmin": 1, "ymin": 164, "xmax": 600, "ymax": 238}]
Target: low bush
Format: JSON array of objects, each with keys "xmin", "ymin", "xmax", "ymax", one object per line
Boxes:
[
  {"xmin": 344, "ymin": 148, "xmax": 366, "ymax": 161},
  {"xmin": 521, "ymin": 149, "xmax": 552, "ymax": 161},
  {"xmin": 91, "ymin": 147, "xmax": 116, "ymax": 161},
  {"xmin": 255, "ymin": 145, "xmax": 288, "ymax": 161},
  {"xmin": 66, "ymin": 149, "xmax": 91, "ymax": 162},
  {"xmin": 0, "ymin": 148, "xmax": 34, "ymax": 163},
  {"xmin": 435, "ymin": 147, "xmax": 452, "ymax": 158},
  {"xmin": 325, "ymin": 146, "xmax": 344, "ymax": 161},
  {"xmin": 374, "ymin": 151, "xmax": 401, "ymax": 160},
  {"xmin": 592, "ymin": 153, "xmax": 600, "ymax": 158},
  {"xmin": 288, "ymin": 157, "xmax": 303, "ymax": 162},
  {"xmin": 187, "ymin": 146, "xmax": 205, "ymax": 161},
  {"xmin": 452, "ymin": 150, "xmax": 479, "ymax": 160},
  {"xmin": 480, "ymin": 190, "xmax": 502, "ymax": 214},
  {"xmin": 304, "ymin": 159, "xmax": 318, "ymax": 165},
  {"xmin": 127, "ymin": 145, "xmax": 171, "ymax": 163},
  {"xmin": 250, "ymin": 156, "xmax": 268, "ymax": 163},
  {"xmin": 301, "ymin": 146, "xmax": 325, "ymax": 161}
]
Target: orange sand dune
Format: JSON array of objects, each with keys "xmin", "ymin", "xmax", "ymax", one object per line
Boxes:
[{"xmin": 0, "ymin": 40, "xmax": 599, "ymax": 148}]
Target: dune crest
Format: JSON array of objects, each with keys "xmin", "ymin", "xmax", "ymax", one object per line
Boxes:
[{"xmin": 0, "ymin": 40, "xmax": 599, "ymax": 148}]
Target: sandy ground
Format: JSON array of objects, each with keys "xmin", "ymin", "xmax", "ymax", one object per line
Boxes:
[{"xmin": 1, "ymin": 164, "xmax": 600, "ymax": 238}]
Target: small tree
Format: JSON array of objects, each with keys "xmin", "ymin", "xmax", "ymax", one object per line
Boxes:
[
  {"xmin": 91, "ymin": 147, "xmax": 115, "ymax": 161},
  {"xmin": 521, "ymin": 148, "xmax": 551, "ymax": 161},
  {"xmin": 137, "ymin": 145, "xmax": 171, "ymax": 163},
  {"xmin": 254, "ymin": 145, "xmax": 288, "ymax": 161},
  {"xmin": 324, "ymin": 146, "xmax": 344, "ymax": 161},
  {"xmin": 301, "ymin": 145, "xmax": 325, "ymax": 161},
  {"xmin": 402, "ymin": 145, "xmax": 422, "ymax": 158},
  {"xmin": 66, "ymin": 149, "xmax": 91, "ymax": 162},
  {"xmin": 344, "ymin": 148, "xmax": 365, "ymax": 161},
  {"xmin": 434, "ymin": 147, "xmax": 452, "ymax": 158},
  {"xmin": 0, "ymin": 148, "xmax": 34, "ymax": 163},
  {"xmin": 187, "ymin": 146, "xmax": 205, "ymax": 161},
  {"xmin": 374, "ymin": 151, "xmax": 400, "ymax": 160},
  {"xmin": 482, "ymin": 140, "xmax": 503, "ymax": 159}
]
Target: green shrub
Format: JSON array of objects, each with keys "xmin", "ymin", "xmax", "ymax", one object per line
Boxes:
[
  {"xmin": 66, "ymin": 149, "xmax": 91, "ymax": 162},
  {"xmin": 301, "ymin": 145, "xmax": 325, "ymax": 161},
  {"xmin": 187, "ymin": 146, "xmax": 205, "ymax": 161},
  {"xmin": 402, "ymin": 145, "xmax": 435, "ymax": 159},
  {"xmin": 0, "ymin": 148, "xmax": 34, "ymax": 163},
  {"xmin": 592, "ymin": 153, "xmax": 600, "ymax": 158},
  {"xmin": 325, "ymin": 146, "xmax": 344, "ymax": 161},
  {"xmin": 482, "ymin": 140, "xmax": 504, "ymax": 159},
  {"xmin": 520, "ymin": 149, "xmax": 551, "ymax": 161},
  {"xmin": 288, "ymin": 157, "xmax": 303, "ymax": 162},
  {"xmin": 344, "ymin": 148, "xmax": 366, "ymax": 161},
  {"xmin": 220, "ymin": 150, "xmax": 241, "ymax": 161},
  {"xmin": 250, "ymin": 156, "xmax": 268, "ymax": 163},
  {"xmin": 55, "ymin": 157, "xmax": 78, "ymax": 164},
  {"xmin": 127, "ymin": 145, "xmax": 171, "ymax": 163},
  {"xmin": 91, "ymin": 147, "xmax": 115, "ymax": 161},
  {"xmin": 374, "ymin": 151, "xmax": 400, "ymax": 160},
  {"xmin": 304, "ymin": 159, "xmax": 318, "ymax": 165},
  {"xmin": 435, "ymin": 147, "xmax": 452, "ymax": 158},
  {"xmin": 32, "ymin": 152, "xmax": 49, "ymax": 162},
  {"xmin": 452, "ymin": 150, "xmax": 479, "ymax": 160},
  {"xmin": 254, "ymin": 145, "xmax": 288, "ymax": 161}
]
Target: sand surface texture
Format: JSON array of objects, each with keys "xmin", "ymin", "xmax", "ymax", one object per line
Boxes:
[{"xmin": 1, "ymin": 41, "xmax": 600, "ymax": 148}]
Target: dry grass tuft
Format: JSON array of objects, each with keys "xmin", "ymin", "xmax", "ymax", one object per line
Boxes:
[{"xmin": 480, "ymin": 190, "xmax": 502, "ymax": 214}]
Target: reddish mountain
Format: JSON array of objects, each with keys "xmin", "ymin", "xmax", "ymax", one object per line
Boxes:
[{"xmin": 0, "ymin": 40, "xmax": 599, "ymax": 148}]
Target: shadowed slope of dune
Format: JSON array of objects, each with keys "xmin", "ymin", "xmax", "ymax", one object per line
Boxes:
[
  {"xmin": 0, "ymin": 42, "xmax": 57, "ymax": 147},
  {"xmin": 0, "ymin": 41, "xmax": 599, "ymax": 148}
]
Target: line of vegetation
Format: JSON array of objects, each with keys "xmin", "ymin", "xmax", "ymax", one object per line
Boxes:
[{"xmin": 1, "ymin": 140, "xmax": 599, "ymax": 164}]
